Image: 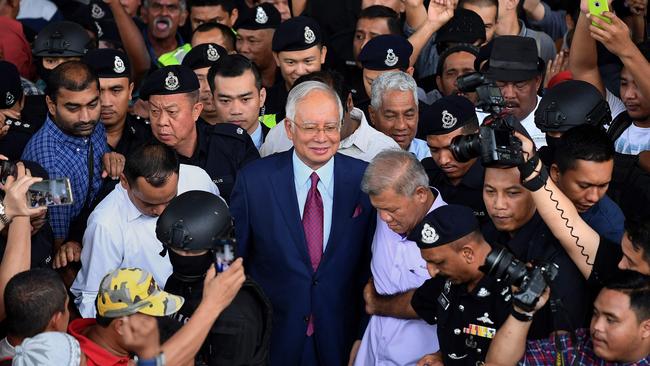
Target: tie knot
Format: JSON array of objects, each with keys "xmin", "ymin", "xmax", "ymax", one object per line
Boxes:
[{"xmin": 309, "ymin": 172, "xmax": 320, "ymax": 188}]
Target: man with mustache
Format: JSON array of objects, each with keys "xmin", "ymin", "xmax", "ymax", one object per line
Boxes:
[
  {"xmin": 419, "ymin": 95, "xmax": 488, "ymax": 223},
  {"xmin": 141, "ymin": 0, "xmax": 188, "ymax": 63},
  {"xmin": 478, "ymin": 36, "xmax": 547, "ymax": 148},
  {"xmin": 21, "ymin": 61, "xmax": 110, "ymax": 243}
]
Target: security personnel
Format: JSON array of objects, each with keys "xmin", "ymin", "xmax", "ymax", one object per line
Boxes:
[
  {"xmin": 357, "ymin": 34, "xmax": 414, "ymax": 118},
  {"xmin": 407, "ymin": 205, "xmax": 512, "ymax": 365},
  {"xmin": 156, "ymin": 190, "xmax": 272, "ymax": 366},
  {"xmin": 182, "ymin": 43, "xmax": 228, "ymax": 125},
  {"xmin": 534, "ymin": 80, "xmax": 611, "ymax": 166},
  {"xmin": 419, "ymin": 95, "xmax": 488, "ymax": 222},
  {"xmin": 0, "ymin": 61, "xmax": 41, "ymax": 161},
  {"xmin": 140, "ymin": 65, "xmax": 260, "ymax": 202},
  {"xmin": 265, "ymin": 16, "xmax": 327, "ymax": 124}
]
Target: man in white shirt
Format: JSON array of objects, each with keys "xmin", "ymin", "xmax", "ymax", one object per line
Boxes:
[
  {"xmin": 352, "ymin": 149, "xmax": 444, "ymax": 365},
  {"xmin": 260, "ymin": 70, "xmax": 399, "ymax": 161},
  {"xmin": 369, "ymin": 71, "xmax": 432, "ymax": 160},
  {"xmin": 478, "ymin": 36, "xmax": 546, "ymax": 148},
  {"xmin": 71, "ymin": 142, "xmax": 219, "ymax": 318}
]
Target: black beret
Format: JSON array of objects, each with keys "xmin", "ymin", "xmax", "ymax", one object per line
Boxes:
[
  {"xmin": 236, "ymin": 4, "xmax": 281, "ymax": 30},
  {"xmin": 407, "ymin": 205, "xmax": 479, "ymax": 249},
  {"xmin": 82, "ymin": 48, "xmax": 131, "ymax": 78},
  {"xmin": 140, "ymin": 65, "xmax": 200, "ymax": 100},
  {"xmin": 182, "ymin": 43, "xmax": 227, "ymax": 70},
  {"xmin": 271, "ymin": 16, "xmax": 323, "ymax": 52},
  {"xmin": 419, "ymin": 95, "xmax": 478, "ymax": 136},
  {"xmin": 436, "ymin": 9, "xmax": 486, "ymax": 53},
  {"xmin": 0, "ymin": 61, "xmax": 23, "ymax": 109},
  {"xmin": 358, "ymin": 34, "xmax": 412, "ymax": 71}
]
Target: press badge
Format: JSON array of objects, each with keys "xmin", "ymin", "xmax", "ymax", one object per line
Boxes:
[{"xmin": 437, "ymin": 293, "xmax": 450, "ymax": 310}]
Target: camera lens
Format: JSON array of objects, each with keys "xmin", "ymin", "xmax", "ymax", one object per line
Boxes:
[
  {"xmin": 481, "ymin": 246, "xmax": 513, "ymax": 279},
  {"xmin": 450, "ymin": 133, "xmax": 482, "ymax": 162}
]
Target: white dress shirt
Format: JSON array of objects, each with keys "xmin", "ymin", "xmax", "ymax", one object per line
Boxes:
[
  {"xmin": 260, "ymin": 108, "xmax": 400, "ymax": 162},
  {"xmin": 355, "ymin": 189, "xmax": 446, "ymax": 366},
  {"xmin": 408, "ymin": 138, "xmax": 432, "ymax": 161},
  {"xmin": 71, "ymin": 164, "xmax": 219, "ymax": 318}
]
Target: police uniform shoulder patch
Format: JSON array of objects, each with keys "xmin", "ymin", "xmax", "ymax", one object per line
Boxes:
[
  {"xmin": 165, "ymin": 72, "xmax": 179, "ymax": 91},
  {"xmin": 384, "ymin": 49, "xmax": 398, "ymax": 67},
  {"xmin": 304, "ymin": 26, "xmax": 316, "ymax": 44},
  {"xmin": 255, "ymin": 6, "xmax": 268, "ymax": 24}
]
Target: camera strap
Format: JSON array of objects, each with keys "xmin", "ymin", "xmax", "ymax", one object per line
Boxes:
[
  {"xmin": 550, "ymin": 297, "xmax": 576, "ymax": 366},
  {"xmin": 83, "ymin": 140, "xmax": 94, "ymax": 210}
]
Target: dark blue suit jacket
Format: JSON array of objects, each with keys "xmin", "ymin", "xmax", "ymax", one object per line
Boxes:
[{"xmin": 230, "ymin": 150, "xmax": 375, "ymax": 365}]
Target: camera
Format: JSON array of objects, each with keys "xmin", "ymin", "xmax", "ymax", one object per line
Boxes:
[
  {"xmin": 450, "ymin": 72, "xmax": 525, "ymax": 167},
  {"xmin": 481, "ymin": 246, "xmax": 559, "ymax": 312}
]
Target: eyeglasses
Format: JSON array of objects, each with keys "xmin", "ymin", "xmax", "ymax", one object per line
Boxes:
[{"xmin": 289, "ymin": 120, "xmax": 341, "ymax": 136}]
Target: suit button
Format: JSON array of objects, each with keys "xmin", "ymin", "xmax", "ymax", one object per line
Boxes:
[
  {"xmin": 304, "ymin": 316, "xmax": 310, "ymax": 322},
  {"xmin": 312, "ymin": 279, "xmax": 319, "ymax": 286}
]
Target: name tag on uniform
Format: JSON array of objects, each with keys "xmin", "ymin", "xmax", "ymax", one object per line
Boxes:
[{"xmin": 437, "ymin": 293, "xmax": 450, "ymax": 310}]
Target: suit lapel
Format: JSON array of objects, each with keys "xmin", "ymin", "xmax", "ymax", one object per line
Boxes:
[
  {"xmin": 269, "ymin": 149, "xmax": 313, "ymax": 270},
  {"xmin": 321, "ymin": 154, "xmax": 359, "ymax": 268}
]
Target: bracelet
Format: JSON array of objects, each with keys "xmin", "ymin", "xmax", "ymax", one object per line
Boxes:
[
  {"xmin": 517, "ymin": 154, "xmax": 540, "ymax": 181},
  {"xmin": 137, "ymin": 352, "xmax": 165, "ymax": 366},
  {"xmin": 521, "ymin": 166, "xmax": 549, "ymax": 192},
  {"xmin": 511, "ymin": 308, "xmax": 534, "ymax": 322}
]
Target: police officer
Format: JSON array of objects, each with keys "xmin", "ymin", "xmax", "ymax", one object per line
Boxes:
[
  {"xmin": 419, "ymin": 95, "xmax": 488, "ymax": 222},
  {"xmin": 140, "ymin": 65, "xmax": 260, "ymax": 202},
  {"xmin": 409, "ymin": 205, "xmax": 513, "ymax": 365},
  {"xmin": 357, "ymin": 34, "xmax": 414, "ymax": 117},
  {"xmin": 0, "ymin": 61, "xmax": 40, "ymax": 161},
  {"xmin": 182, "ymin": 43, "xmax": 228, "ymax": 125},
  {"xmin": 265, "ymin": 16, "xmax": 326, "ymax": 124},
  {"xmin": 363, "ymin": 204, "xmax": 512, "ymax": 365},
  {"xmin": 156, "ymin": 190, "xmax": 272, "ymax": 365},
  {"xmin": 534, "ymin": 80, "xmax": 611, "ymax": 166}
]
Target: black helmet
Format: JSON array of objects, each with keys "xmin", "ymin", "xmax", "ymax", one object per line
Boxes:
[
  {"xmin": 32, "ymin": 21, "xmax": 92, "ymax": 57},
  {"xmin": 535, "ymin": 80, "xmax": 612, "ymax": 133},
  {"xmin": 156, "ymin": 191, "xmax": 232, "ymax": 251}
]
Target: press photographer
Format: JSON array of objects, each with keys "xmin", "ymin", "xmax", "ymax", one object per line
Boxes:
[{"xmin": 485, "ymin": 270, "xmax": 650, "ymax": 365}]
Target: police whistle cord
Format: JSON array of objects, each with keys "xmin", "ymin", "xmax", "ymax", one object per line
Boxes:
[{"xmin": 543, "ymin": 182, "xmax": 594, "ymax": 267}]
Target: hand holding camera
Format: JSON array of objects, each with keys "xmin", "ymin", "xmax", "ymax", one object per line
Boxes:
[{"xmin": 1, "ymin": 162, "xmax": 47, "ymax": 222}]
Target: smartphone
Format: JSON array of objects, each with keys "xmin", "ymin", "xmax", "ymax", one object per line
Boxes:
[
  {"xmin": 27, "ymin": 178, "xmax": 74, "ymax": 208},
  {"xmin": 213, "ymin": 239, "xmax": 237, "ymax": 273},
  {"xmin": 588, "ymin": 0, "xmax": 612, "ymax": 27}
]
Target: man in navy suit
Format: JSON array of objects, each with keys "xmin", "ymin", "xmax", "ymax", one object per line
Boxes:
[{"xmin": 230, "ymin": 80, "xmax": 376, "ymax": 365}]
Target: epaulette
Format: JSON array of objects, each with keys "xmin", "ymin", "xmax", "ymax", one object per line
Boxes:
[
  {"xmin": 210, "ymin": 122, "xmax": 250, "ymax": 142},
  {"xmin": 5, "ymin": 118, "xmax": 37, "ymax": 134}
]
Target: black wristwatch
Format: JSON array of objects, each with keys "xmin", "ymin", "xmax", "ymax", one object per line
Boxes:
[{"xmin": 511, "ymin": 308, "xmax": 534, "ymax": 322}]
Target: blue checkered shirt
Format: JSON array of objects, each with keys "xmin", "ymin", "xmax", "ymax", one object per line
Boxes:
[{"xmin": 22, "ymin": 117, "xmax": 109, "ymax": 240}]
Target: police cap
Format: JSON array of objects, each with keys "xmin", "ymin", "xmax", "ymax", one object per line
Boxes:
[
  {"xmin": 182, "ymin": 43, "xmax": 227, "ymax": 70},
  {"xmin": 0, "ymin": 61, "xmax": 23, "ymax": 109},
  {"xmin": 236, "ymin": 4, "xmax": 281, "ymax": 30},
  {"xmin": 272, "ymin": 16, "xmax": 323, "ymax": 52},
  {"xmin": 82, "ymin": 48, "xmax": 131, "ymax": 78},
  {"xmin": 407, "ymin": 204, "xmax": 479, "ymax": 249},
  {"xmin": 358, "ymin": 34, "xmax": 412, "ymax": 71},
  {"xmin": 156, "ymin": 191, "xmax": 232, "ymax": 251},
  {"xmin": 419, "ymin": 95, "xmax": 478, "ymax": 136},
  {"xmin": 140, "ymin": 65, "xmax": 200, "ymax": 100}
]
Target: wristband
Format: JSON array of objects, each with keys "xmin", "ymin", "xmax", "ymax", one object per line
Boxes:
[
  {"xmin": 517, "ymin": 154, "xmax": 540, "ymax": 181},
  {"xmin": 137, "ymin": 353, "xmax": 165, "ymax": 366},
  {"xmin": 511, "ymin": 308, "xmax": 534, "ymax": 322},
  {"xmin": 521, "ymin": 165, "xmax": 549, "ymax": 192}
]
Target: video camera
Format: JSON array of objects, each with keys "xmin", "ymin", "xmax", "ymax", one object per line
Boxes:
[
  {"xmin": 450, "ymin": 72, "xmax": 525, "ymax": 167},
  {"xmin": 481, "ymin": 246, "xmax": 559, "ymax": 312}
]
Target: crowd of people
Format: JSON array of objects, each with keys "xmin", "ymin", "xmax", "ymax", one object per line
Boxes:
[{"xmin": 0, "ymin": 0, "xmax": 650, "ymax": 364}]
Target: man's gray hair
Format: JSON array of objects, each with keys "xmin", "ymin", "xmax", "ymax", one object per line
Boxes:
[
  {"xmin": 143, "ymin": 0, "xmax": 187, "ymax": 11},
  {"xmin": 285, "ymin": 80, "xmax": 344, "ymax": 125},
  {"xmin": 370, "ymin": 71, "xmax": 418, "ymax": 110},
  {"xmin": 361, "ymin": 149, "xmax": 429, "ymax": 196}
]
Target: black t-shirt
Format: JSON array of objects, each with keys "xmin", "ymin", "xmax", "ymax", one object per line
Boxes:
[
  {"xmin": 587, "ymin": 237, "xmax": 624, "ymax": 289},
  {"xmin": 411, "ymin": 275, "xmax": 512, "ymax": 365}
]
